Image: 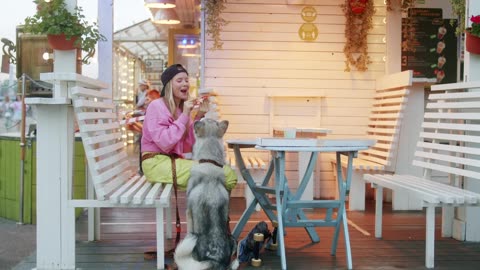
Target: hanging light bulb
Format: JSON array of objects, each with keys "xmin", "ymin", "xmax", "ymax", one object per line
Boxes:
[
  {"xmin": 152, "ymin": 9, "xmax": 180, "ymax": 24},
  {"xmin": 144, "ymin": 0, "xmax": 176, "ymax": 9}
]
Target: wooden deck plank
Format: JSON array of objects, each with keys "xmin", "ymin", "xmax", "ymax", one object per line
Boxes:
[{"xmin": 13, "ymin": 196, "xmax": 480, "ymax": 270}]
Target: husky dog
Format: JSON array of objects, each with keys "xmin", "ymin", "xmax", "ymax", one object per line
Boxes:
[{"xmin": 174, "ymin": 119, "xmax": 239, "ymax": 270}]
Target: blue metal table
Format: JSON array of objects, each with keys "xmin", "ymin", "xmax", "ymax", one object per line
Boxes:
[{"xmin": 227, "ymin": 138, "xmax": 375, "ymax": 270}]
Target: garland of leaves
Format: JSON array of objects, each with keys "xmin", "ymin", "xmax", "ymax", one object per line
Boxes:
[
  {"xmin": 204, "ymin": 0, "xmax": 228, "ymax": 50},
  {"xmin": 342, "ymin": 0, "xmax": 375, "ymax": 72},
  {"xmin": 449, "ymin": 0, "xmax": 465, "ymax": 36}
]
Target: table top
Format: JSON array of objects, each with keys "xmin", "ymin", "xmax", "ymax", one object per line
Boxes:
[
  {"xmin": 227, "ymin": 138, "xmax": 376, "ymax": 152},
  {"xmin": 273, "ymin": 127, "xmax": 332, "ymax": 134}
]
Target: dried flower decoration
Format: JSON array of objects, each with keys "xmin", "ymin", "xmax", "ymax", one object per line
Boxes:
[
  {"xmin": 204, "ymin": 0, "xmax": 228, "ymax": 50},
  {"xmin": 342, "ymin": 0, "xmax": 375, "ymax": 72}
]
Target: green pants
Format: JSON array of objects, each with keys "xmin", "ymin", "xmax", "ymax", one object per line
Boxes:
[{"xmin": 142, "ymin": 154, "xmax": 237, "ymax": 191}]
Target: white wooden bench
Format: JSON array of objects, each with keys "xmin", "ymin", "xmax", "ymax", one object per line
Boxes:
[
  {"xmin": 70, "ymin": 86, "xmax": 173, "ymax": 269},
  {"xmin": 331, "ymin": 71, "xmax": 412, "ymax": 210},
  {"xmin": 364, "ymin": 81, "xmax": 480, "ymax": 268},
  {"xmin": 227, "ymin": 153, "xmax": 268, "ymax": 210}
]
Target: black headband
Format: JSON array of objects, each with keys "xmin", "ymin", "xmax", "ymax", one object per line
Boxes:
[{"xmin": 161, "ymin": 64, "xmax": 189, "ymax": 96}]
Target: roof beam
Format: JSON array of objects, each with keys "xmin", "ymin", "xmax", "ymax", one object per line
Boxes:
[
  {"xmin": 114, "ymin": 38, "xmax": 168, "ymax": 42},
  {"xmin": 152, "ymin": 43, "xmax": 167, "ymax": 58},
  {"xmin": 135, "ymin": 41, "xmax": 153, "ymax": 56}
]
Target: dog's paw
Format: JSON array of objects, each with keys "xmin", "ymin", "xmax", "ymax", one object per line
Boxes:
[{"xmin": 230, "ymin": 258, "xmax": 240, "ymax": 270}]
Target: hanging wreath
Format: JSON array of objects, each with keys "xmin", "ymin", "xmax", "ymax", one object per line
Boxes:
[{"xmin": 342, "ymin": 0, "xmax": 375, "ymax": 72}]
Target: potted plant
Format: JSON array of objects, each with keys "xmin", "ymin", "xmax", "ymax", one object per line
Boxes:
[
  {"xmin": 465, "ymin": 15, "xmax": 480, "ymax": 54},
  {"xmin": 23, "ymin": 0, "xmax": 106, "ymax": 63}
]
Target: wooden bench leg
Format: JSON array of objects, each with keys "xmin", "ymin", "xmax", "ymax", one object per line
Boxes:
[
  {"xmin": 348, "ymin": 171, "xmax": 366, "ymax": 211},
  {"xmin": 425, "ymin": 205, "xmax": 435, "ymax": 269},
  {"xmin": 374, "ymin": 186, "xmax": 383, "ymax": 238},
  {"xmin": 165, "ymin": 206, "xmax": 172, "ymax": 239},
  {"xmin": 156, "ymin": 207, "xmax": 165, "ymax": 270},
  {"xmin": 441, "ymin": 206, "xmax": 454, "ymax": 237}
]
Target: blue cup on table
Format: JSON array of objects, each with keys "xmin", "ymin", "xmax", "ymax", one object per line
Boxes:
[{"xmin": 284, "ymin": 127, "xmax": 296, "ymax": 138}]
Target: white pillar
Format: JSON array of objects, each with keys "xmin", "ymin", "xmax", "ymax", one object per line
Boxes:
[
  {"xmin": 52, "ymin": 0, "xmax": 77, "ymax": 98},
  {"xmin": 34, "ymin": 102, "xmax": 75, "ymax": 270},
  {"xmin": 86, "ymin": 0, "xmax": 114, "ymax": 242},
  {"xmin": 385, "ymin": 2, "xmax": 402, "ymax": 74},
  {"xmin": 462, "ymin": 0, "xmax": 480, "ymax": 242},
  {"xmin": 34, "ymin": 0, "xmax": 77, "ymax": 268},
  {"xmin": 98, "ymin": 0, "xmax": 113, "ymax": 98}
]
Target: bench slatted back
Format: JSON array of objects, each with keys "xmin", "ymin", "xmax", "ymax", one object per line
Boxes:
[
  {"xmin": 358, "ymin": 86, "xmax": 410, "ymax": 171},
  {"xmin": 415, "ymin": 82, "xmax": 480, "ymax": 181},
  {"xmin": 72, "ymin": 86, "xmax": 137, "ymax": 201}
]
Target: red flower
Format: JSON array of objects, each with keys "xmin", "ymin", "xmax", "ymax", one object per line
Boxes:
[
  {"xmin": 470, "ymin": 15, "xmax": 480, "ymax": 37},
  {"xmin": 471, "ymin": 15, "xmax": 480, "ymax": 24}
]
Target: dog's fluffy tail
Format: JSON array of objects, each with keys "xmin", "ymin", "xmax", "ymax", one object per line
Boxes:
[{"xmin": 174, "ymin": 234, "xmax": 211, "ymax": 270}]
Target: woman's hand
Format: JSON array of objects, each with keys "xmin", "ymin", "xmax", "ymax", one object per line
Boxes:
[
  {"xmin": 195, "ymin": 98, "xmax": 210, "ymax": 119},
  {"xmin": 183, "ymin": 99, "xmax": 194, "ymax": 116}
]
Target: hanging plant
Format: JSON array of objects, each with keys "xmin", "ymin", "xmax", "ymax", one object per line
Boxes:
[
  {"xmin": 449, "ymin": 0, "xmax": 465, "ymax": 36},
  {"xmin": 204, "ymin": 0, "xmax": 228, "ymax": 50},
  {"xmin": 342, "ymin": 0, "xmax": 375, "ymax": 72}
]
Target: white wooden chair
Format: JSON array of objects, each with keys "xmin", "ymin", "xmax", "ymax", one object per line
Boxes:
[
  {"xmin": 331, "ymin": 71, "xmax": 412, "ymax": 210},
  {"xmin": 70, "ymin": 86, "xmax": 173, "ymax": 269},
  {"xmin": 364, "ymin": 81, "xmax": 480, "ymax": 268}
]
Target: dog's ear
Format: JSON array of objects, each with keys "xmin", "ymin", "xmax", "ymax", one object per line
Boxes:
[
  {"xmin": 194, "ymin": 120, "xmax": 205, "ymax": 137},
  {"xmin": 217, "ymin": 120, "xmax": 229, "ymax": 137}
]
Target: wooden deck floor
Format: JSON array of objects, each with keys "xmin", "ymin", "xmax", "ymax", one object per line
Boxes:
[{"xmin": 13, "ymin": 194, "xmax": 480, "ymax": 270}]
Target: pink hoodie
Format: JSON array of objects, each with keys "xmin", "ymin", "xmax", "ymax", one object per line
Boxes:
[{"xmin": 141, "ymin": 98, "xmax": 195, "ymax": 157}]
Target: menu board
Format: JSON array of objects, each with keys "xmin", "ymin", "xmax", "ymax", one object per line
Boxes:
[
  {"xmin": 401, "ymin": 8, "xmax": 458, "ymax": 84},
  {"xmin": 145, "ymin": 59, "xmax": 164, "ymax": 89}
]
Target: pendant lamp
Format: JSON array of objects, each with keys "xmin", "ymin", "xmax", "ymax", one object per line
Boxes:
[
  {"xmin": 144, "ymin": 0, "xmax": 176, "ymax": 9},
  {"xmin": 152, "ymin": 9, "xmax": 180, "ymax": 24}
]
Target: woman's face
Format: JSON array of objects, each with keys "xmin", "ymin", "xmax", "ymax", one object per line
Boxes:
[{"xmin": 171, "ymin": 72, "xmax": 190, "ymax": 102}]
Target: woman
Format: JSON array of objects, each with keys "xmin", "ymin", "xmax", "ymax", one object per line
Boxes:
[
  {"xmin": 141, "ymin": 64, "xmax": 237, "ymax": 191},
  {"xmin": 136, "ymin": 79, "xmax": 150, "ymax": 110}
]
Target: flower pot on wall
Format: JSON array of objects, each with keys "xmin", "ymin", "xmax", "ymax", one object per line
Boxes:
[
  {"xmin": 47, "ymin": 34, "xmax": 79, "ymax": 51},
  {"xmin": 465, "ymin": 31, "xmax": 480, "ymax": 54},
  {"xmin": 350, "ymin": 0, "xmax": 367, "ymax": 14}
]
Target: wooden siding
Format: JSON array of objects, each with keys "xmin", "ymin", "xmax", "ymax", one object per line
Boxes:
[{"xmin": 205, "ymin": 0, "xmax": 386, "ymax": 198}]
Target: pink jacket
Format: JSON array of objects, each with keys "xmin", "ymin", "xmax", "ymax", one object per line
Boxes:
[{"xmin": 141, "ymin": 98, "xmax": 195, "ymax": 157}]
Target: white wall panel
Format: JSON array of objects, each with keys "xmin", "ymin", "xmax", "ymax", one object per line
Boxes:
[{"xmin": 205, "ymin": 0, "xmax": 386, "ymax": 198}]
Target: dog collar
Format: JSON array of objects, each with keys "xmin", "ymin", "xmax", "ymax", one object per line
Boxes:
[{"xmin": 199, "ymin": 159, "xmax": 224, "ymax": 168}]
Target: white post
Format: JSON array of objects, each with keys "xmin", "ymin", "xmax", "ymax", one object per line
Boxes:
[
  {"xmin": 52, "ymin": 0, "xmax": 77, "ymax": 98},
  {"xmin": 385, "ymin": 1, "xmax": 402, "ymax": 75},
  {"xmin": 34, "ymin": 103, "xmax": 75, "ymax": 270},
  {"xmin": 33, "ymin": 0, "xmax": 78, "ymax": 268},
  {"xmin": 86, "ymin": 0, "xmax": 114, "ymax": 242},
  {"xmin": 462, "ymin": 0, "xmax": 480, "ymax": 242},
  {"xmin": 98, "ymin": 0, "xmax": 113, "ymax": 97}
]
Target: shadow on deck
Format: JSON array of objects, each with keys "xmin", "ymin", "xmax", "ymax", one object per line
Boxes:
[{"xmin": 11, "ymin": 195, "xmax": 480, "ymax": 270}]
